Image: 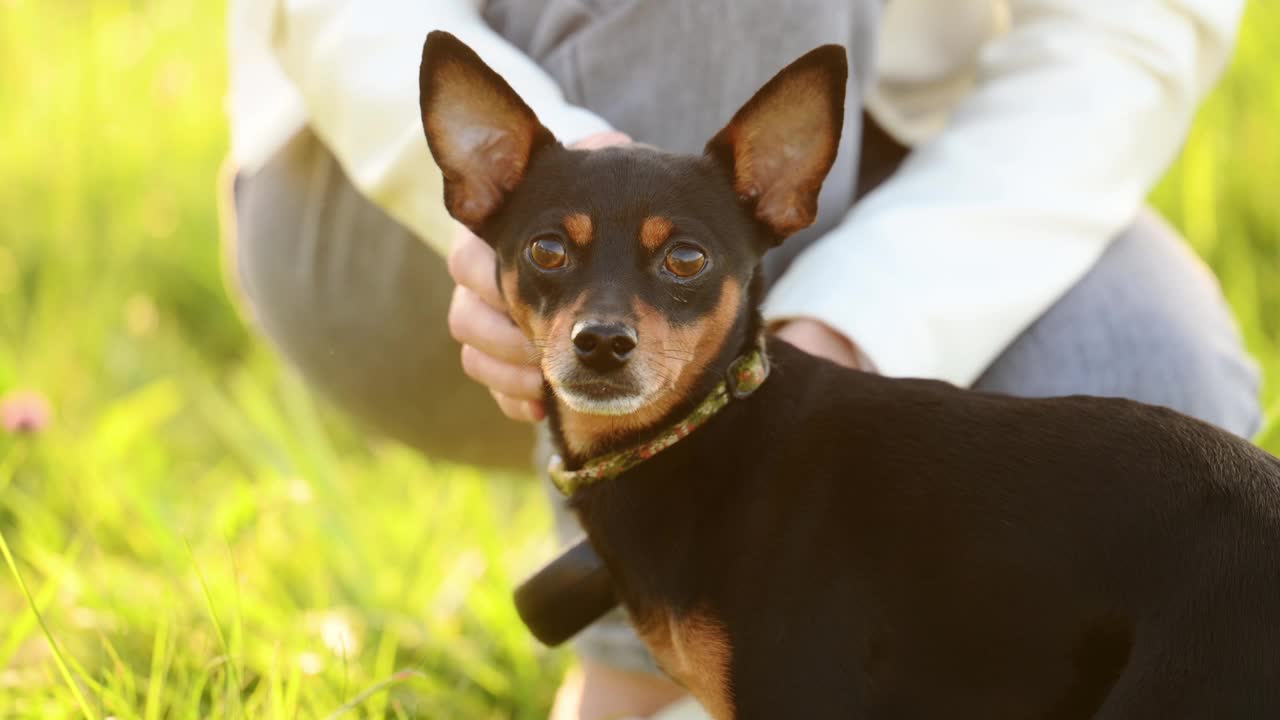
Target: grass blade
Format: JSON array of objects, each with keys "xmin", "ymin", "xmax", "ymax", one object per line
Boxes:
[
  {"xmin": 0, "ymin": 528, "xmax": 96, "ymax": 720},
  {"xmin": 323, "ymin": 669, "xmax": 429, "ymax": 720},
  {"xmin": 184, "ymin": 539, "xmax": 241, "ymax": 717},
  {"xmin": 143, "ymin": 606, "xmax": 173, "ymax": 720}
]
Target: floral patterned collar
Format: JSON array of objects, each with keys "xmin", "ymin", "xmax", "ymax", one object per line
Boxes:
[{"xmin": 548, "ymin": 337, "xmax": 771, "ymax": 496}]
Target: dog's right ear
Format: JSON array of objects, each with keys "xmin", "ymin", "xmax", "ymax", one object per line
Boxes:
[{"xmin": 420, "ymin": 30, "xmax": 556, "ymax": 234}]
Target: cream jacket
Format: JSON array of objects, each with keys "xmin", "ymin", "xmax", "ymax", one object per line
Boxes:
[{"xmin": 227, "ymin": 0, "xmax": 1244, "ymax": 385}]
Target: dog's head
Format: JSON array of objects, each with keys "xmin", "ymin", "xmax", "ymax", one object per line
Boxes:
[{"xmin": 420, "ymin": 31, "xmax": 846, "ymax": 442}]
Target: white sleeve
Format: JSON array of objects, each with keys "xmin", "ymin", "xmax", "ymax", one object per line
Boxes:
[
  {"xmin": 762, "ymin": 0, "xmax": 1245, "ymax": 385},
  {"xmin": 268, "ymin": 0, "xmax": 614, "ymax": 256}
]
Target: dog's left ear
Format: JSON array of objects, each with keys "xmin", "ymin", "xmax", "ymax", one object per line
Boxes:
[
  {"xmin": 419, "ymin": 30, "xmax": 556, "ymax": 234},
  {"xmin": 705, "ymin": 45, "xmax": 847, "ymax": 242}
]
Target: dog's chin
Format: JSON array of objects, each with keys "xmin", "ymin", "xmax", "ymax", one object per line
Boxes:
[{"xmin": 551, "ymin": 382, "xmax": 650, "ymax": 416}]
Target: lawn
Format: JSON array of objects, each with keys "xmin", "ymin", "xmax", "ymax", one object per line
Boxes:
[{"xmin": 0, "ymin": 1, "xmax": 1277, "ymax": 717}]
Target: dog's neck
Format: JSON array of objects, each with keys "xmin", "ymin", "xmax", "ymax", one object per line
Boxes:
[{"xmin": 545, "ymin": 271, "xmax": 766, "ymax": 468}]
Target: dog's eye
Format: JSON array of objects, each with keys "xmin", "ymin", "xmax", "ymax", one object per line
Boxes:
[
  {"xmin": 529, "ymin": 236, "xmax": 567, "ymax": 269},
  {"xmin": 664, "ymin": 245, "xmax": 707, "ymax": 278}
]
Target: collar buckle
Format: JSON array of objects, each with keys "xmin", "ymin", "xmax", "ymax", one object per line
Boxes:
[{"xmin": 726, "ymin": 341, "xmax": 770, "ymax": 400}]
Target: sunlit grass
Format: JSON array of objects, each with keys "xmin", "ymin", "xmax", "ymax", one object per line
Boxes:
[{"xmin": 0, "ymin": 0, "xmax": 1276, "ymax": 716}]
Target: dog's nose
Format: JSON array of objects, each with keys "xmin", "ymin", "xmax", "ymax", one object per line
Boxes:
[{"xmin": 572, "ymin": 321, "xmax": 637, "ymax": 371}]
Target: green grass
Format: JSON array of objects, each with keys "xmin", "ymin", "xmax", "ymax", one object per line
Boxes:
[{"xmin": 0, "ymin": 0, "xmax": 1277, "ymax": 717}]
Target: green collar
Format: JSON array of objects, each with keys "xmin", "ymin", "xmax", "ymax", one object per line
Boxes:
[{"xmin": 548, "ymin": 337, "xmax": 771, "ymax": 495}]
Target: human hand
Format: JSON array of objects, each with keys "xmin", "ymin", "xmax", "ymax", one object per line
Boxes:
[
  {"xmin": 447, "ymin": 131, "xmax": 632, "ymax": 423},
  {"xmin": 772, "ymin": 318, "xmax": 876, "ymax": 372}
]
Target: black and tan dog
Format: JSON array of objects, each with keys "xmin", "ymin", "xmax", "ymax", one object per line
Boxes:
[{"xmin": 419, "ymin": 31, "xmax": 1280, "ymax": 719}]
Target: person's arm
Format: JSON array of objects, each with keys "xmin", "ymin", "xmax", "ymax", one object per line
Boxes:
[
  {"xmin": 764, "ymin": 0, "xmax": 1246, "ymax": 386},
  {"xmin": 267, "ymin": 0, "xmax": 614, "ymax": 256}
]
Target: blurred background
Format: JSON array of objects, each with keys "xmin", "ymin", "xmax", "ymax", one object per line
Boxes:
[{"xmin": 0, "ymin": 1, "xmax": 1276, "ymax": 717}]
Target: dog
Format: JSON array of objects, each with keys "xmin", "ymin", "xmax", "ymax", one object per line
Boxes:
[{"xmin": 418, "ymin": 31, "xmax": 1280, "ymax": 719}]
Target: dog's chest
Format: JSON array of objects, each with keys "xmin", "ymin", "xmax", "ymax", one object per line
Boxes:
[
  {"xmin": 634, "ymin": 604, "xmax": 736, "ymax": 720},
  {"xmin": 572, "ymin": 480, "xmax": 743, "ymax": 717}
]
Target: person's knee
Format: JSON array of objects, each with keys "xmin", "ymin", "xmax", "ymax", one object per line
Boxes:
[
  {"xmin": 992, "ymin": 304, "xmax": 1263, "ymax": 439},
  {"xmin": 978, "ymin": 210, "xmax": 1264, "ymax": 440},
  {"xmin": 228, "ymin": 138, "xmax": 535, "ymax": 469},
  {"xmin": 1134, "ymin": 320, "xmax": 1264, "ymax": 439}
]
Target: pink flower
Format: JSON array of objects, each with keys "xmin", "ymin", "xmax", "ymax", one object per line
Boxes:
[{"xmin": 1, "ymin": 390, "xmax": 52, "ymax": 434}]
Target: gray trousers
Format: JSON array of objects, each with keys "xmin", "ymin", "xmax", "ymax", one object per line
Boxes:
[{"xmin": 226, "ymin": 0, "xmax": 1263, "ymax": 676}]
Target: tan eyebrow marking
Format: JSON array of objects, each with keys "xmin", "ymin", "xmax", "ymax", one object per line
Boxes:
[
  {"xmin": 563, "ymin": 213, "xmax": 594, "ymax": 246},
  {"xmin": 640, "ymin": 216, "xmax": 675, "ymax": 252}
]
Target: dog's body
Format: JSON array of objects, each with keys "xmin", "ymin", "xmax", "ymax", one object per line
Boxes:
[
  {"xmin": 575, "ymin": 339, "xmax": 1280, "ymax": 717},
  {"xmin": 419, "ymin": 32, "xmax": 1280, "ymax": 718}
]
